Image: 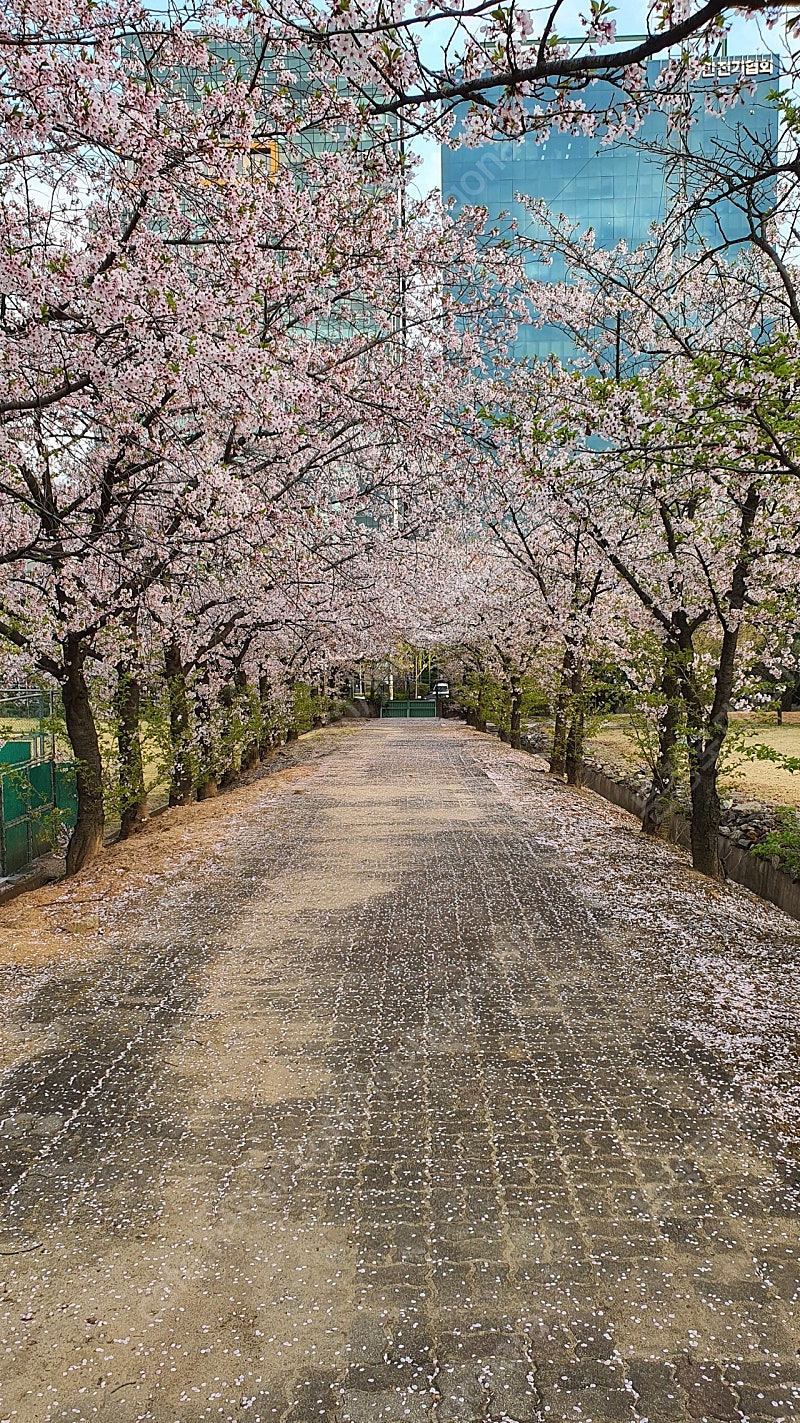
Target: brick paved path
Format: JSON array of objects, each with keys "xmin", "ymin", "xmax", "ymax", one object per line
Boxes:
[{"xmin": 0, "ymin": 723, "xmax": 798, "ymax": 1422}]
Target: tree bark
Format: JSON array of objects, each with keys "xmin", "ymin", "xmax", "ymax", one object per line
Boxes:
[
  {"xmin": 114, "ymin": 665, "xmax": 147, "ymax": 839},
  {"xmin": 193, "ymin": 675, "xmax": 219, "ymax": 801},
  {"xmin": 164, "ymin": 638, "xmax": 193, "ymax": 805},
  {"xmin": 641, "ymin": 654, "xmax": 682, "ymax": 838},
  {"xmin": 689, "ymin": 755, "xmax": 722, "ymax": 879},
  {"xmin": 235, "ymin": 673, "xmax": 261, "ymax": 769},
  {"xmin": 683, "ymin": 486, "xmax": 758, "ymax": 880},
  {"xmin": 685, "ymin": 667, "xmax": 730, "ymax": 883},
  {"xmin": 510, "ymin": 685, "xmax": 522, "ymax": 750},
  {"xmin": 564, "ymin": 659, "xmax": 584, "ymax": 787},
  {"xmin": 550, "ymin": 648, "xmax": 572, "ymax": 776},
  {"xmin": 476, "ymin": 677, "xmax": 492, "ymax": 735},
  {"xmin": 672, "ymin": 623, "xmax": 723, "ymax": 880},
  {"xmin": 241, "ymin": 742, "xmax": 260, "ymax": 771},
  {"xmin": 217, "ymin": 678, "xmax": 240, "ymax": 787},
  {"xmin": 680, "ymin": 639, "xmax": 728, "ymax": 882},
  {"xmin": 258, "ymin": 674, "xmax": 274, "ymax": 757},
  {"xmin": 62, "ymin": 639, "xmax": 105, "ymax": 874}
]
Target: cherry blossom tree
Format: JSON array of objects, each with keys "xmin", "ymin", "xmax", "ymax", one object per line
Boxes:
[
  {"xmin": 0, "ymin": 0, "xmax": 529, "ymax": 871},
  {"xmin": 504, "ymin": 219, "xmax": 800, "ymax": 878},
  {"xmin": 462, "ymin": 406, "xmax": 622, "ymax": 780},
  {"xmin": 9, "ymin": 0, "xmax": 798, "ymax": 892},
  {"xmin": 241, "ymin": 0, "xmax": 788, "ymax": 142}
]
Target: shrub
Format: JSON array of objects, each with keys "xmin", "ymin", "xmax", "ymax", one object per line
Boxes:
[{"xmin": 752, "ymin": 806, "xmax": 800, "ymax": 875}]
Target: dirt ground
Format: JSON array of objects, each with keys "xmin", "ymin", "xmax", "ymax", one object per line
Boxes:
[
  {"xmin": 589, "ymin": 713, "xmax": 800, "ymax": 806},
  {"xmin": 0, "ymin": 721, "xmax": 798, "ymax": 1423},
  {"xmin": 0, "ymin": 726, "xmax": 361, "ymax": 964}
]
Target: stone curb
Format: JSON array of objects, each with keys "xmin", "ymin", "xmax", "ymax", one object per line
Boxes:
[
  {"xmin": 579, "ymin": 763, "xmax": 800, "ymax": 923},
  {"xmin": 503, "ymin": 723, "xmax": 800, "ymax": 924}
]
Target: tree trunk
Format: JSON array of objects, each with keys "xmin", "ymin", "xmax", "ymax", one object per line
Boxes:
[
  {"xmin": 164, "ymin": 639, "xmax": 193, "ymax": 805},
  {"xmin": 258, "ymin": 674, "xmax": 274, "ymax": 758},
  {"xmin": 550, "ymin": 648, "xmax": 572, "ymax": 776},
  {"xmin": 641, "ymin": 656, "xmax": 682, "ymax": 838},
  {"xmin": 685, "ymin": 692, "xmax": 729, "ymax": 883},
  {"xmin": 510, "ymin": 686, "xmax": 522, "ymax": 750},
  {"xmin": 550, "ymin": 710, "xmax": 567, "ymax": 774},
  {"xmin": 565, "ymin": 719, "xmax": 584, "ymax": 785},
  {"xmin": 240, "ymin": 673, "xmax": 261, "ymax": 769},
  {"xmin": 677, "ymin": 644, "xmax": 723, "ymax": 881},
  {"xmin": 114, "ymin": 666, "xmax": 147, "ymax": 839},
  {"xmin": 684, "ymin": 605, "xmax": 747, "ymax": 880},
  {"xmin": 680, "ymin": 640, "xmax": 728, "ymax": 882},
  {"xmin": 62, "ymin": 640, "xmax": 105, "ymax": 874},
  {"xmin": 218, "ymin": 678, "xmax": 240, "ymax": 787},
  {"xmin": 689, "ymin": 758, "xmax": 722, "ymax": 879},
  {"xmin": 241, "ymin": 743, "xmax": 260, "ymax": 771},
  {"xmin": 564, "ymin": 660, "xmax": 585, "ymax": 788},
  {"xmin": 313, "ymin": 678, "xmax": 327, "ymax": 728},
  {"xmin": 193, "ymin": 677, "xmax": 219, "ymax": 801},
  {"xmin": 685, "ymin": 484, "xmax": 759, "ymax": 880},
  {"xmin": 477, "ymin": 679, "xmax": 492, "ymax": 735}
]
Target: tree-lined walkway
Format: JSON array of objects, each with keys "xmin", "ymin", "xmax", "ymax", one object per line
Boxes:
[{"xmin": 0, "ymin": 721, "xmax": 798, "ymax": 1422}]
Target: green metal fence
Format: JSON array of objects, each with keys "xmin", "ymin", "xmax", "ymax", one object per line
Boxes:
[
  {"xmin": 380, "ymin": 700, "xmax": 438, "ymax": 719},
  {"xmin": 0, "ymin": 690, "xmax": 77, "ymax": 876},
  {"xmin": 0, "ymin": 688, "xmax": 55, "ymax": 761}
]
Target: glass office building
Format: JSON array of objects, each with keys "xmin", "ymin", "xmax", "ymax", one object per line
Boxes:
[
  {"xmin": 138, "ymin": 31, "xmax": 397, "ymax": 175},
  {"xmin": 441, "ymin": 55, "xmax": 780, "ymax": 362}
]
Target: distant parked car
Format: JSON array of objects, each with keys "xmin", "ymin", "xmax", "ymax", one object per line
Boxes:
[{"xmin": 433, "ymin": 682, "xmax": 450, "ymax": 697}]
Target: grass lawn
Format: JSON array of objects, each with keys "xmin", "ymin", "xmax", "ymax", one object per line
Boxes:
[
  {"xmin": 586, "ymin": 712, "xmax": 800, "ymax": 808},
  {"xmin": 98, "ymin": 722, "xmax": 170, "ymax": 836}
]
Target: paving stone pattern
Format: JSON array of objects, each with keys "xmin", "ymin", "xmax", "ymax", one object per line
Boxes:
[{"xmin": 0, "ymin": 723, "xmax": 798, "ymax": 1422}]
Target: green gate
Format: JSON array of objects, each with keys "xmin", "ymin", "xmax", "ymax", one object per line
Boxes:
[
  {"xmin": 380, "ymin": 700, "xmax": 438, "ymax": 719},
  {"xmin": 0, "ymin": 690, "xmax": 77, "ymax": 876}
]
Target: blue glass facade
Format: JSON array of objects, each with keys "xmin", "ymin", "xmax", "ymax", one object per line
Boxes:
[{"xmin": 441, "ymin": 57, "xmax": 780, "ymax": 362}]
